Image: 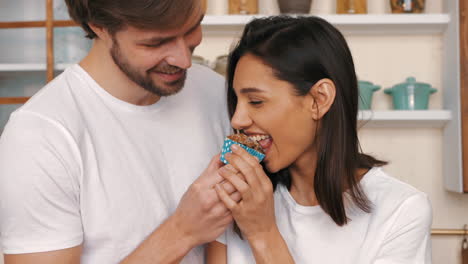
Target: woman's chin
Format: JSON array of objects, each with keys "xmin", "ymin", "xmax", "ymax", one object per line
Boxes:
[{"xmin": 264, "ymin": 161, "xmax": 280, "ymax": 174}]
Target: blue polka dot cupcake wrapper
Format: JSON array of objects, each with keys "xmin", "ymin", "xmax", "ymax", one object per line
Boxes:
[{"xmin": 220, "ymin": 138, "xmax": 265, "ymax": 164}]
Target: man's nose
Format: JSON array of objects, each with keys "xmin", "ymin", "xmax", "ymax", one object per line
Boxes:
[{"xmin": 166, "ymin": 38, "xmax": 192, "ymax": 69}]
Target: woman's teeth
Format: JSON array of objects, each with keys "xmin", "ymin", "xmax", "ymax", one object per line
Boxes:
[{"xmin": 249, "ymin": 135, "xmax": 271, "ymax": 142}]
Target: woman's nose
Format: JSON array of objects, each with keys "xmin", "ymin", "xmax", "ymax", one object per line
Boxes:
[{"xmin": 230, "ymin": 104, "xmax": 252, "ymax": 131}]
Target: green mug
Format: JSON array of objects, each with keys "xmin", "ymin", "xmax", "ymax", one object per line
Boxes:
[
  {"xmin": 358, "ymin": 80, "xmax": 381, "ymax": 110},
  {"xmin": 384, "ymin": 77, "xmax": 437, "ymax": 110}
]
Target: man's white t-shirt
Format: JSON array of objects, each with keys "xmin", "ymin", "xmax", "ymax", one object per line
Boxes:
[
  {"xmin": 220, "ymin": 167, "xmax": 432, "ymax": 264},
  {"xmin": 0, "ymin": 64, "xmax": 231, "ymax": 263}
]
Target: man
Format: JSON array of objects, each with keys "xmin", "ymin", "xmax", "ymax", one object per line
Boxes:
[{"xmin": 0, "ymin": 0, "xmax": 237, "ymax": 263}]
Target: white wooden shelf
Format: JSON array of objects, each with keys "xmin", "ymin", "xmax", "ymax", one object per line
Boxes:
[
  {"xmin": 0, "ymin": 14, "xmax": 451, "ymax": 73},
  {"xmin": 0, "ymin": 63, "xmax": 71, "ymax": 72},
  {"xmin": 202, "ymin": 14, "xmax": 450, "ymax": 35},
  {"xmin": 358, "ymin": 110, "xmax": 452, "ymax": 128}
]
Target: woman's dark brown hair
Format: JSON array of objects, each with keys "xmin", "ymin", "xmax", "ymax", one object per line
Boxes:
[
  {"xmin": 64, "ymin": 0, "xmax": 199, "ymax": 39},
  {"xmin": 227, "ymin": 16, "xmax": 387, "ymax": 229}
]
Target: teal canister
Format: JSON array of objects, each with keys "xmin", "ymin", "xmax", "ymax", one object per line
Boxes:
[
  {"xmin": 358, "ymin": 80, "xmax": 381, "ymax": 110},
  {"xmin": 384, "ymin": 77, "xmax": 437, "ymax": 110}
]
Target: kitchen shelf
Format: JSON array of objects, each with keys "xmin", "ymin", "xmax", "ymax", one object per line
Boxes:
[
  {"xmin": 0, "ymin": 97, "xmax": 29, "ymax": 104},
  {"xmin": 0, "ymin": 14, "xmax": 455, "ymax": 123},
  {"xmin": 358, "ymin": 110, "xmax": 452, "ymax": 128},
  {"xmin": 0, "ymin": 14, "xmax": 451, "ymax": 73},
  {"xmin": 202, "ymin": 14, "xmax": 451, "ymax": 35},
  {"xmin": 0, "ymin": 20, "xmax": 76, "ymax": 29},
  {"xmin": 0, "ymin": 14, "xmax": 448, "ymax": 34}
]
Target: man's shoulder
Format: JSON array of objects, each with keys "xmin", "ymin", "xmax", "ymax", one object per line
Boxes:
[
  {"xmin": 21, "ymin": 65, "xmax": 84, "ymax": 113},
  {"xmin": 188, "ymin": 63, "xmax": 224, "ymax": 79},
  {"xmin": 186, "ymin": 64, "xmax": 225, "ymax": 92},
  {"xmin": 180, "ymin": 64, "xmax": 228, "ymax": 109},
  {"xmin": 10, "ymin": 65, "xmax": 88, "ymax": 134}
]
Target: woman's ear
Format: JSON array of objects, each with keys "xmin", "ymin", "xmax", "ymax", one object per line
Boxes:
[{"xmin": 307, "ymin": 78, "xmax": 336, "ymax": 120}]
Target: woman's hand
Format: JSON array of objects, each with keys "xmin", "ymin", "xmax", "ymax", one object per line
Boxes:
[
  {"xmin": 215, "ymin": 145, "xmax": 295, "ymax": 264},
  {"xmin": 214, "ymin": 144, "xmax": 277, "ymax": 242}
]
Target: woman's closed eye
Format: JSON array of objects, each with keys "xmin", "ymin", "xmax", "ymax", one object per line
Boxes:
[
  {"xmin": 247, "ymin": 96, "xmax": 264, "ymax": 105},
  {"xmin": 249, "ymin": 100, "xmax": 263, "ymax": 106}
]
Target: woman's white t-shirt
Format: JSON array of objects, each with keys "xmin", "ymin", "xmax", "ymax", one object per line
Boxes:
[{"xmin": 219, "ymin": 167, "xmax": 432, "ymax": 264}]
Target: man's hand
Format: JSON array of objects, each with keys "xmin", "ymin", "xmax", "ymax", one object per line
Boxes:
[
  {"xmin": 120, "ymin": 154, "xmax": 240, "ymax": 264},
  {"xmin": 172, "ymin": 154, "xmax": 240, "ymax": 247}
]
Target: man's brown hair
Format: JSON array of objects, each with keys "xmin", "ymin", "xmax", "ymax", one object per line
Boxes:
[{"xmin": 64, "ymin": 0, "xmax": 200, "ymax": 39}]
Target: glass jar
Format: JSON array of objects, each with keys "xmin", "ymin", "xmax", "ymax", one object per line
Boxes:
[
  {"xmin": 214, "ymin": 55, "xmax": 228, "ymax": 77},
  {"xmin": 278, "ymin": 0, "xmax": 313, "ymax": 14},
  {"xmin": 390, "ymin": 0, "xmax": 425, "ymax": 13},
  {"xmin": 228, "ymin": 0, "xmax": 258, "ymax": 14}
]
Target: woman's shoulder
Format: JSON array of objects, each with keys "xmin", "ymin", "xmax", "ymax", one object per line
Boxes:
[
  {"xmin": 361, "ymin": 167, "xmax": 432, "ymax": 222},
  {"xmin": 362, "ymin": 167, "xmax": 427, "ymax": 199}
]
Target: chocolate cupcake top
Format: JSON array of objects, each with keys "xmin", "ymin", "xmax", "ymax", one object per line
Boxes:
[{"xmin": 227, "ymin": 133, "xmax": 264, "ymax": 154}]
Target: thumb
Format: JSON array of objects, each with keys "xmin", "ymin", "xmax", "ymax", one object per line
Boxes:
[
  {"xmin": 207, "ymin": 153, "xmax": 224, "ymax": 170},
  {"xmin": 199, "ymin": 154, "xmax": 224, "ymax": 183}
]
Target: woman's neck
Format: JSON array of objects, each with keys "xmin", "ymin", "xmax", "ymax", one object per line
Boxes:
[{"xmin": 288, "ymin": 151, "xmax": 319, "ymax": 206}]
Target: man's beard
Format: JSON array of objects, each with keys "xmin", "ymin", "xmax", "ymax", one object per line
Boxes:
[{"xmin": 110, "ymin": 40, "xmax": 186, "ymax": 97}]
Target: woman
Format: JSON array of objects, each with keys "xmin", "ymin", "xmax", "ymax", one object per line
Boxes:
[{"xmin": 206, "ymin": 16, "xmax": 432, "ymax": 263}]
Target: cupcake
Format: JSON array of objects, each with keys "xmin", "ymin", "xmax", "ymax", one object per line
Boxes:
[{"xmin": 220, "ymin": 133, "xmax": 265, "ymax": 164}]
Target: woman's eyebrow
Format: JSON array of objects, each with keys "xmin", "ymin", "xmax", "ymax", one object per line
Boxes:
[{"xmin": 239, "ymin": 87, "xmax": 265, "ymax": 94}]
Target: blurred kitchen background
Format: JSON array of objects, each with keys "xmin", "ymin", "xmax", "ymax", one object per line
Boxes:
[{"xmin": 0, "ymin": 0, "xmax": 467, "ymax": 263}]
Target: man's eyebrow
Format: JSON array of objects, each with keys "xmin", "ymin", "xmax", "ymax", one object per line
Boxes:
[
  {"xmin": 140, "ymin": 36, "xmax": 174, "ymax": 44},
  {"xmin": 239, "ymin": 87, "xmax": 266, "ymax": 94},
  {"xmin": 140, "ymin": 15, "xmax": 205, "ymax": 44}
]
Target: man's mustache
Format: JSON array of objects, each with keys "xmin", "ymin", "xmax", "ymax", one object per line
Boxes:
[{"xmin": 150, "ymin": 63, "xmax": 183, "ymax": 73}]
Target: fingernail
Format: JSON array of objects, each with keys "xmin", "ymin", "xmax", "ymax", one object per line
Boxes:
[{"xmin": 231, "ymin": 144, "xmax": 239, "ymax": 151}]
